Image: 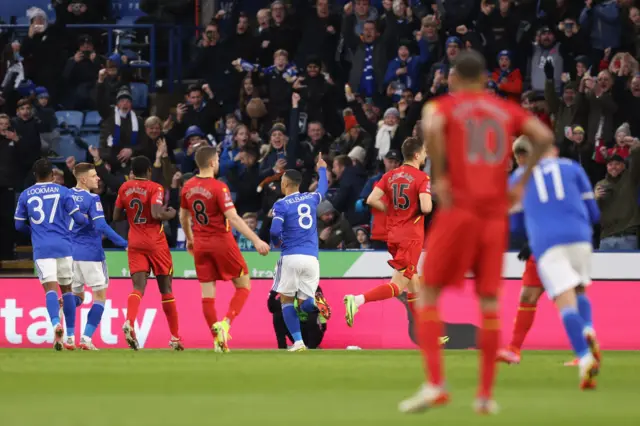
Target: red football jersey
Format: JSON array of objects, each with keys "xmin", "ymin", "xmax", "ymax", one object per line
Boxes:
[
  {"xmin": 180, "ymin": 176, "xmax": 236, "ymax": 249},
  {"xmin": 115, "ymin": 179, "xmax": 167, "ymax": 251},
  {"xmin": 429, "ymin": 92, "xmax": 531, "ymax": 215},
  {"xmin": 370, "ymin": 193, "xmax": 388, "ymax": 242},
  {"xmin": 375, "ymin": 164, "xmax": 431, "ymax": 243}
]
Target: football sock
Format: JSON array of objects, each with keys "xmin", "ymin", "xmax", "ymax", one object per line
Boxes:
[
  {"xmin": 417, "ymin": 305, "xmax": 444, "ymax": 387},
  {"xmin": 478, "ymin": 311, "xmax": 500, "ymax": 399},
  {"xmin": 300, "ymin": 298, "xmax": 316, "ymax": 313},
  {"xmin": 202, "ymin": 297, "xmax": 218, "ymax": 333},
  {"xmin": 45, "ymin": 290, "xmax": 61, "ymax": 326},
  {"xmin": 62, "ymin": 292, "xmax": 77, "ymax": 337},
  {"xmin": 576, "ymin": 294, "xmax": 593, "ymax": 330},
  {"xmin": 560, "ymin": 307, "xmax": 589, "ymax": 358},
  {"xmin": 407, "ymin": 292, "xmax": 419, "ymax": 320},
  {"xmin": 226, "ymin": 287, "xmax": 250, "ymax": 323},
  {"xmin": 126, "ymin": 290, "xmax": 143, "ymax": 324},
  {"xmin": 83, "ymin": 301, "xmax": 105, "ymax": 339},
  {"xmin": 509, "ymin": 302, "xmax": 537, "ymax": 351},
  {"xmin": 161, "ymin": 293, "xmax": 180, "ymax": 337},
  {"xmin": 282, "ymin": 303, "xmax": 303, "ymax": 343},
  {"xmin": 74, "ymin": 295, "xmax": 83, "ymax": 307},
  {"xmin": 362, "ymin": 282, "xmax": 401, "ymax": 304}
]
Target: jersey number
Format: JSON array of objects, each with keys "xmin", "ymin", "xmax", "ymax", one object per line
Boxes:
[
  {"xmin": 193, "ymin": 200, "xmax": 209, "ymax": 226},
  {"xmin": 129, "ymin": 199, "xmax": 147, "ymax": 224},
  {"xmin": 533, "ymin": 162, "xmax": 565, "ymax": 203},
  {"xmin": 465, "ymin": 118, "xmax": 507, "ymax": 164},
  {"xmin": 298, "ymin": 203, "xmax": 313, "ymax": 230},
  {"xmin": 392, "ymin": 183, "xmax": 410, "ymax": 210},
  {"xmin": 28, "ymin": 194, "xmax": 60, "ymax": 225}
]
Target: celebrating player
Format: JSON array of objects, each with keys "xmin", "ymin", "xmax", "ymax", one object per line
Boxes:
[
  {"xmin": 67, "ymin": 163, "xmax": 128, "ymax": 350},
  {"xmin": 14, "ymin": 159, "xmax": 88, "ymax": 351},
  {"xmin": 509, "ymin": 145, "xmax": 601, "ymax": 389},
  {"xmin": 114, "ymin": 156, "xmax": 183, "ymax": 351},
  {"xmin": 344, "ymin": 138, "xmax": 432, "ymax": 327},
  {"xmin": 179, "ymin": 146, "xmax": 270, "ymax": 353},
  {"xmin": 269, "ymin": 156, "xmax": 330, "ymax": 352},
  {"xmin": 399, "ymin": 51, "xmax": 554, "ymax": 414}
]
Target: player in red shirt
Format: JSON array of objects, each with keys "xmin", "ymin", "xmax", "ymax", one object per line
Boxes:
[
  {"xmin": 344, "ymin": 137, "xmax": 432, "ymax": 326},
  {"xmin": 113, "ymin": 156, "xmax": 183, "ymax": 351},
  {"xmin": 179, "ymin": 146, "xmax": 270, "ymax": 352},
  {"xmin": 398, "ymin": 51, "xmax": 554, "ymax": 415}
]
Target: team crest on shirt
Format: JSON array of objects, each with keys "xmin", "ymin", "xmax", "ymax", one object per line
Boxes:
[{"xmin": 96, "ymin": 202, "xmax": 103, "ymax": 212}]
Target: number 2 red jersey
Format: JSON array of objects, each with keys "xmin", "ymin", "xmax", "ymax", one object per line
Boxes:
[
  {"xmin": 180, "ymin": 176, "xmax": 235, "ymax": 249},
  {"xmin": 115, "ymin": 179, "xmax": 167, "ymax": 251},
  {"xmin": 375, "ymin": 164, "xmax": 431, "ymax": 244},
  {"xmin": 429, "ymin": 92, "xmax": 531, "ymax": 215}
]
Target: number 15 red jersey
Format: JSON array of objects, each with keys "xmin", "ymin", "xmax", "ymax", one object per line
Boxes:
[{"xmin": 375, "ymin": 164, "xmax": 431, "ymax": 244}]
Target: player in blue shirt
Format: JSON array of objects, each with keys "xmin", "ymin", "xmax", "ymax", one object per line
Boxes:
[
  {"xmin": 14, "ymin": 159, "xmax": 88, "ymax": 351},
  {"xmin": 68, "ymin": 163, "xmax": 128, "ymax": 350},
  {"xmin": 270, "ymin": 156, "xmax": 329, "ymax": 351},
  {"xmin": 510, "ymin": 144, "xmax": 602, "ymax": 390}
]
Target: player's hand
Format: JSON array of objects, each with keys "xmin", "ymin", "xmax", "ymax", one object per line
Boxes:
[
  {"xmin": 254, "ymin": 239, "xmax": 270, "ymax": 255},
  {"xmin": 186, "ymin": 240, "xmax": 194, "ymax": 256},
  {"xmin": 316, "ymin": 154, "xmax": 327, "ymax": 170},
  {"xmin": 432, "ymin": 178, "xmax": 452, "ymax": 209},
  {"xmin": 165, "ymin": 207, "xmax": 177, "ymax": 219}
]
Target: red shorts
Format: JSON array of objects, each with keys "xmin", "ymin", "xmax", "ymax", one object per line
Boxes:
[
  {"xmin": 128, "ymin": 245, "xmax": 173, "ymax": 276},
  {"xmin": 522, "ymin": 256, "xmax": 543, "ymax": 288},
  {"xmin": 193, "ymin": 243, "xmax": 248, "ymax": 282},
  {"xmin": 422, "ymin": 207, "xmax": 508, "ymax": 297},
  {"xmin": 388, "ymin": 240, "xmax": 422, "ymax": 279}
]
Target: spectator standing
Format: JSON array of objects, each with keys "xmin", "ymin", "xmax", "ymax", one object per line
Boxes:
[
  {"xmin": 331, "ymin": 154, "xmax": 367, "ymax": 225},
  {"xmin": 62, "ymin": 34, "xmax": 103, "ymax": 110},
  {"xmin": 579, "ymin": 0, "xmax": 621, "ymax": 66},
  {"xmin": 173, "ymin": 84, "xmax": 221, "ymax": 139},
  {"xmin": 529, "ymin": 26, "xmax": 564, "ymax": 93},
  {"xmin": 543, "ymin": 61, "xmax": 582, "ymax": 144},
  {"xmin": 0, "ymin": 113, "xmax": 17, "ymax": 259},
  {"xmin": 12, "ymin": 98, "xmax": 43, "ymax": 188},
  {"xmin": 347, "ymin": 20, "xmax": 390, "ymax": 99}
]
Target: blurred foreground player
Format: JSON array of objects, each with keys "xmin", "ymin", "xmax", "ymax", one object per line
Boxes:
[
  {"xmin": 509, "ymin": 145, "xmax": 601, "ymax": 389},
  {"xmin": 114, "ymin": 157, "xmax": 183, "ymax": 351},
  {"xmin": 180, "ymin": 146, "xmax": 270, "ymax": 352},
  {"xmin": 399, "ymin": 51, "xmax": 554, "ymax": 414},
  {"xmin": 14, "ymin": 159, "xmax": 88, "ymax": 351}
]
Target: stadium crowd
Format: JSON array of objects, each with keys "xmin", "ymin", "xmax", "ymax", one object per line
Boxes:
[{"xmin": 1, "ymin": 0, "xmax": 640, "ymax": 261}]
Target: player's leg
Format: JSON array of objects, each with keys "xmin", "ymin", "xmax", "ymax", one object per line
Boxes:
[
  {"xmin": 273, "ymin": 257, "xmax": 303, "ymax": 350},
  {"xmin": 123, "ymin": 271, "xmax": 148, "ymax": 350},
  {"xmin": 570, "ymin": 242, "xmax": 600, "ymax": 364},
  {"xmin": 36, "ymin": 258, "xmax": 65, "ymax": 351},
  {"xmin": 57, "ymin": 257, "xmax": 77, "ymax": 350},
  {"xmin": 153, "ymin": 246, "xmax": 182, "ymax": 350},
  {"xmin": 78, "ymin": 261, "xmax": 108, "ymax": 350},
  {"xmin": 194, "ymin": 250, "xmax": 219, "ymax": 343},
  {"xmin": 286, "ymin": 256, "xmax": 321, "ymax": 351}
]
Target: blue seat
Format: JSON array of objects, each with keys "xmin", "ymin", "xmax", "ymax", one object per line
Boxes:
[
  {"xmin": 83, "ymin": 110, "xmax": 101, "ymax": 130},
  {"xmin": 16, "ymin": 17, "xmax": 30, "ymax": 25},
  {"xmin": 117, "ymin": 16, "xmax": 137, "ymax": 25},
  {"xmin": 55, "ymin": 110, "xmax": 84, "ymax": 129},
  {"xmin": 53, "ymin": 134, "xmax": 87, "ymax": 162},
  {"xmin": 80, "ymin": 132, "xmax": 100, "ymax": 150},
  {"xmin": 130, "ymin": 82, "xmax": 148, "ymax": 110}
]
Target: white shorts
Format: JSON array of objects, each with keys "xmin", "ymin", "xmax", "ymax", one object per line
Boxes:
[
  {"xmin": 537, "ymin": 242, "xmax": 592, "ymax": 299},
  {"xmin": 72, "ymin": 260, "xmax": 109, "ymax": 292},
  {"xmin": 35, "ymin": 257, "xmax": 73, "ymax": 285},
  {"xmin": 271, "ymin": 254, "xmax": 320, "ymax": 299}
]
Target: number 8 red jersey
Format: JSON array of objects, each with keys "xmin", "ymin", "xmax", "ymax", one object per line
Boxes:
[
  {"xmin": 115, "ymin": 179, "xmax": 167, "ymax": 251},
  {"xmin": 375, "ymin": 164, "xmax": 431, "ymax": 244}
]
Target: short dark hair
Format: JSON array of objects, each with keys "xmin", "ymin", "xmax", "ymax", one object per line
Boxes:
[
  {"xmin": 334, "ymin": 154, "xmax": 351, "ymax": 168},
  {"xmin": 73, "ymin": 162, "xmax": 95, "ymax": 177},
  {"xmin": 283, "ymin": 169, "xmax": 303, "ymax": 186},
  {"xmin": 401, "ymin": 137, "xmax": 423, "ymax": 161},
  {"xmin": 195, "ymin": 146, "xmax": 218, "ymax": 169},
  {"xmin": 186, "ymin": 84, "xmax": 203, "ymax": 96},
  {"xmin": 451, "ymin": 50, "xmax": 486, "ymax": 81},
  {"xmin": 33, "ymin": 158, "xmax": 53, "ymax": 181},
  {"xmin": 131, "ymin": 156, "xmax": 152, "ymax": 178}
]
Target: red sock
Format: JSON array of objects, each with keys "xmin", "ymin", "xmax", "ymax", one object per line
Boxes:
[
  {"xmin": 417, "ymin": 305, "xmax": 444, "ymax": 387},
  {"xmin": 478, "ymin": 311, "xmax": 501, "ymax": 399},
  {"xmin": 509, "ymin": 303, "xmax": 537, "ymax": 351},
  {"xmin": 226, "ymin": 287, "xmax": 250, "ymax": 323},
  {"xmin": 126, "ymin": 290, "xmax": 143, "ymax": 324},
  {"xmin": 363, "ymin": 282, "xmax": 401, "ymax": 303},
  {"xmin": 407, "ymin": 292, "xmax": 419, "ymax": 320},
  {"xmin": 161, "ymin": 293, "xmax": 180, "ymax": 338},
  {"xmin": 202, "ymin": 297, "xmax": 217, "ymax": 335}
]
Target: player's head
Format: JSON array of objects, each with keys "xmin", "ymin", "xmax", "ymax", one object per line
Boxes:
[
  {"xmin": 401, "ymin": 137, "xmax": 427, "ymax": 168},
  {"xmin": 512, "ymin": 136, "xmax": 531, "ymax": 167},
  {"xmin": 33, "ymin": 158, "xmax": 54, "ymax": 183},
  {"xmin": 131, "ymin": 156, "xmax": 152, "ymax": 179},
  {"xmin": 281, "ymin": 169, "xmax": 303, "ymax": 196},
  {"xmin": 195, "ymin": 146, "xmax": 219, "ymax": 176},
  {"xmin": 73, "ymin": 163, "xmax": 100, "ymax": 190},
  {"xmin": 448, "ymin": 50, "xmax": 487, "ymax": 91}
]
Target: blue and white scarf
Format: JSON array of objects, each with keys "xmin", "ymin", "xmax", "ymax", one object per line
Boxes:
[
  {"xmin": 107, "ymin": 106, "xmax": 138, "ymax": 147},
  {"xmin": 360, "ymin": 44, "xmax": 375, "ymax": 97}
]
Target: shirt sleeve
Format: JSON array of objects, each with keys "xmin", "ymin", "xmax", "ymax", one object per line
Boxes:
[
  {"xmin": 14, "ymin": 192, "xmax": 27, "ymax": 221},
  {"xmin": 272, "ymin": 201, "xmax": 285, "ymax": 223},
  {"xmin": 115, "ymin": 187, "xmax": 125, "ymax": 209},
  {"xmin": 419, "ymin": 175, "xmax": 431, "ymax": 194},
  {"xmin": 180, "ymin": 186, "xmax": 189, "ymax": 210},
  {"xmin": 152, "ymin": 184, "xmax": 164, "ymax": 206},
  {"xmin": 216, "ymin": 183, "xmax": 236, "ymax": 213},
  {"xmin": 63, "ymin": 189, "xmax": 80, "ymax": 216},
  {"xmin": 89, "ymin": 196, "xmax": 105, "ymax": 221}
]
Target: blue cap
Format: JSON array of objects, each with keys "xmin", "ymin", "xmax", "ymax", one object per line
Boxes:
[
  {"xmin": 185, "ymin": 125, "xmax": 205, "ymax": 140},
  {"xmin": 445, "ymin": 36, "xmax": 461, "ymax": 47},
  {"xmin": 35, "ymin": 86, "xmax": 49, "ymax": 98},
  {"xmin": 17, "ymin": 80, "xmax": 36, "ymax": 97},
  {"xmin": 497, "ymin": 50, "xmax": 511, "ymax": 61},
  {"xmin": 108, "ymin": 53, "xmax": 122, "ymax": 68}
]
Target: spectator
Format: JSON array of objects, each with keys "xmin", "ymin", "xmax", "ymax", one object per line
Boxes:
[
  {"xmin": 237, "ymin": 212, "xmax": 260, "ymax": 249},
  {"xmin": 331, "ymin": 154, "xmax": 367, "ymax": 225},
  {"xmin": 0, "ymin": 113, "xmax": 17, "ymax": 259},
  {"xmin": 579, "ymin": 0, "xmax": 621, "ymax": 65},
  {"xmin": 62, "ymin": 34, "xmax": 102, "ymax": 110},
  {"xmin": 577, "ymin": 70, "xmax": 617, "ymax": 148},
  {"xmin": 559, "ymin": 125, "xmax": 604, "ymax": 186},
  {"xmin": 491, "ymin": 50, "xmax": 523, "ymax": 102},
  {"xmin": 529, "ymin": 26, "xmax": 564, "ymax": 93},
  {"xmin": 355, "ymin": 226, "xmax": 371, "ymax": 249},
  {"xmin": 173, "ymin": 84, "xmax": 221, "ymax": 139},
  {"xmin": 317, "ymin": 200, "xmax": 358, "ymax": 249},
  {"xmin": 12, "ymin": 98, "xmax": 43, "ymax": 187},
  {"xmin": 295, "ymin": 0, "xmax": 341, "ymax": 74},
  {"xmin": 33, "ymin": 87, "xmax": 56, "ymax": 132},
  {"xmin": 384, "ymin": 37, "xmax": 430, "ymax": 97},
  {"xmin": 347, "ymin": 20, "xmax": 390, "ymax": 99},
  {"xmin": 476, "ymin": 0, "xmax": 520, "ymax": 68},
  {"xmin": 544, "ymin": 60, "xmax": 581, "ymax": 144},
  {"xmin": 228, "ymin": 144, "xmax": 262, "ymax": 216}
]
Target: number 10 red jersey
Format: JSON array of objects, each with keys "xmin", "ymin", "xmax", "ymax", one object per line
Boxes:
[{"xmin": 115, "ymin": 179, "xmax": 167, "ymax": 251}]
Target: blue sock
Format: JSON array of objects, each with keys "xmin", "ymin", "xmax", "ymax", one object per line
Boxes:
[
  {"xmin": 560, "ymin": 307, "xmax": 589, "ymax": 358},
  {"xmin": 62, "ymin": 292, "xmax": 77, "ymax": 337},
  {"xmin": 300, "ymin": 298, "xmax": 316, "ymax": 313},
  {"xmin": 83, "ymin": 301, "xmax": 105, "ymax": 339},
  {"xmin": 75, "ymin": 295, "xmax": 83, "ymax": 307},
  {"xmin": 45, "ymin": 291, "xmax": 60, "ymax": 326},
  {"xmin": 576, "ymin": 294, "xmax": 593, "ymax": 329},
  {"xmin": 282, "ymin": 303, "xmax": 303, "ymax": 343}
]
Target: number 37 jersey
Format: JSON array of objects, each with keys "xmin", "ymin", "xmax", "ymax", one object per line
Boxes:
[
  {"xmin": 115, "ymin": 179, "xmax": 167, "ymax": 251},
  {"xmin": 375, "ymin": 165, "xmax": 430, "ymax": 244}
]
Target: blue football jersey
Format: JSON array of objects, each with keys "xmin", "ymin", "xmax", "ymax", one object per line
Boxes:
[
  {"xmin": 510, "ymin": 158, "xmax": 600, "ymax": 260},
  {"xmin": 272, "ymin": 192, "xmax": 323, "ymax": 257},
  {"xmin": 70, "ymin": 188, "xmax": 107, "ymax": 261},
  {"xmin": 14, "ymin": 183, "xmax": 79, "ymax": 260}
]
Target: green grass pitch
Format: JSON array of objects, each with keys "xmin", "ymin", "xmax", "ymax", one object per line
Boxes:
[{"xmin": 1, "ymin": 350, "xmax": 639, "ymax": 426}]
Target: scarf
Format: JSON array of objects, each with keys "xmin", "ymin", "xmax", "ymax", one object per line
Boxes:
[
  {"xmin": 360, "ymin": 44, "xmax": 375, "ymax": 97},
  {"xmin": 108, "ymin": 107, "xmax": 138, "ymax": 147},
  {"xmin": 375, "ymin": 124, "xmax": 397, "ymax": 159}
]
